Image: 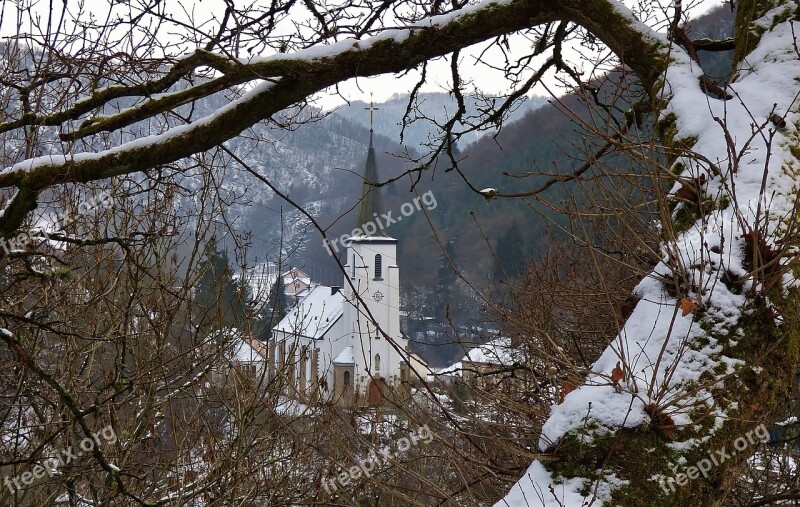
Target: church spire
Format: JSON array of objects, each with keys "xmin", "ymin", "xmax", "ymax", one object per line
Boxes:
[{"xmin": 357, "ymin": 102, "xmax": 385, "ymax": 236}]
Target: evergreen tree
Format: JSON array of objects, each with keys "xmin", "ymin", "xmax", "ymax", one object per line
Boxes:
[
  {"xmin": 193, "ymin": 238, "xmax": 249, "ymax": 330},
  {"xmin": 493, "ymin": 221, "xmax": 526, "ymax": 282},
  {"xmin": 435, "ymin": 238, "xmax": 458, "ymax": 320},
  {"xmin": 255, "ymin": 272, "xmax": 287, "ymax": 340}
]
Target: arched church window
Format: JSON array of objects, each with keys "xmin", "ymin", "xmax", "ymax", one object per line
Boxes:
[
  {"xmin": 374, "ymin": 254, "xmax": 382, "ymax": 279},
  {"xmin": 343, "ymin": 371, "xmax": 351, "ymax": 387},
  {"xmin": 375, "ymin": 353, "xmax": 381, "ymax": 372}
]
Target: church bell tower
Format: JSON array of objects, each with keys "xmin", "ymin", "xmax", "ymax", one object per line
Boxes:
[{"xmin": 342, "ymin": 103, "xmax": 406, "ymax": 397}]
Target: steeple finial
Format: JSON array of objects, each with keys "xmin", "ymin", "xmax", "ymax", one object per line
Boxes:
[{"xmin": 365, "ymin": 99, "xmax": 379, "ymax": 131}]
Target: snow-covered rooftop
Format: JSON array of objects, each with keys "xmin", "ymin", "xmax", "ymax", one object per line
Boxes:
[
  {"xmin": 282, "ymin": 267, "xmax": 310, "ymax": 283},
  {"xmin": 463, "ymin": 337, "xmax": 519, "ymax": 365},
  {"xmin": 435, "ymin": 361, "xmax": 462, "ymax": 377},
  {"xmin": 273, "ymin": 285, "xmax": 343, "ymax": 339},
  {"xmin": 233, "ymin": 337, "xmax": 267, "ymax": 364},
  {"xmin": 347, "ymin": 234, "xmax": 397, "ymax": 242},
  {"xmin": 436, "ymin": 337, "xmax": 520, "ymax": 377},
  {"xmin": 332, "ymin": 344, "xmax": 354, "ymax": 365}
]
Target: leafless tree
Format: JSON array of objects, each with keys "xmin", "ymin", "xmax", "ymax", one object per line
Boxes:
[{"xmin": 0, "ymin": 0, "xmax": 799, "ymax": 505}]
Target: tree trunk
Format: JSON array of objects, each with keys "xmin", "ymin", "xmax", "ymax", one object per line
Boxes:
[{"xmin": 499, "ymin": 1, "xmax": 800, "ymax": 504}]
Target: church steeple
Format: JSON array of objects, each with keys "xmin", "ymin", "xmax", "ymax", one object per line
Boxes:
[
  {"xmin": 342, "ymin": 99, "xmax": 403, "ymax": 400},
  {"xmin": 357, "ymin": 103, "xmax": 385, "ymax": 236}
]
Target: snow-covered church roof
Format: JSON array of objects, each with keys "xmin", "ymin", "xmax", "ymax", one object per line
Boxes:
[
  {"xmin": 332, "ymin": 344, "xmax": 354, "ymax": 365},
  {"xmin": 273, "ymin": 285, "xmax": 344, "ymax": 339}
]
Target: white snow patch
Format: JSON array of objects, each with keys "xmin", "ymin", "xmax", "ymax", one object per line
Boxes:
[{"xmin": 499, "ymin": 3, "xmax": 800, "ymax": 504}]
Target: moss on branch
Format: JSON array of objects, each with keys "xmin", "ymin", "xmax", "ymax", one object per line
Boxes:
[
  {"xmin": 0, "ymin": 0, "xmax": 672, "ymax": 238},
  {"xmin": 539, "ymin": 287, "xmax": 800, "ymax": 506}
]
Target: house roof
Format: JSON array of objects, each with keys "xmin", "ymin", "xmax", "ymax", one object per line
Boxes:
[
  {"xmin": 347, "ymin": 234, "xmax": 397, "ymax": 243},
  {"xmin": 234, "ymin": 337, "xmax": 267, "ymax": 364},
  {"xmin": 462, "ymin": 337, "xmax": 520, "ymax": 366},
  {"xmin": 435, "ymin": 337, "xmax": 520, "ymax": 377},
  {"xmin": 282, "ymin": 267, "xmax": 311, "ymax": 284},
  {"xmin": 435, "ymin": 361, "xmax": 463, "ymax": 377},
  {"xmin": 273, "ymin": 285, "xmax": 344, "ymax": 340},
  {"xmin": 332, "ymin": 344, "xmax": 354, "ymax": 365}
]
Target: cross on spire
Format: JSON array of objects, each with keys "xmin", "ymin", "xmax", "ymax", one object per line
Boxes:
[{"xmin": 365, "ymin": 101, "xmax": 379, "ymax": 131}]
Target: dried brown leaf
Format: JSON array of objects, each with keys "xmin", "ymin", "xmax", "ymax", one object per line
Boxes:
[
  {"xmin": 611, "ymin": 361, "xmax": 624, "ymax": 386},
  {"xmin": 559, "ymin": 382, "xmax": 577, "ymax": 404},
  {"xmin": 680, "ymin": 297, "xmax": 696, "ymax": 316}
]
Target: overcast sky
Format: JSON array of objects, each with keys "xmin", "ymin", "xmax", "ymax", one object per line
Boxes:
[
  {"xmin": 312, "ymin": 0, "xmax": 719, "ymax": 108},
  {"xmin": 0, "ymin": 0, "xmax": 720, "ymax": 110}
]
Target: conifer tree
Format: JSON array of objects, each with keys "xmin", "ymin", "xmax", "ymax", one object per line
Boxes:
[
  {"xmin": 493, "ymin": 221, "xmax": 526, "ymax": 282},
  {"xmin": 256, "ymin": 272, "xmax": 287, "ymax": 340},
  {"xmin": 193, "ymin": 239, "xmax": 249, "ymax": 330}
]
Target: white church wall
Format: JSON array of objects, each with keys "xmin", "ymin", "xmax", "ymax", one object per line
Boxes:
[
  {"xmin": 343, "ymin": 237, "xmax": 408, "ymax": 396},
  {"xmin": 312, "ymin": 318, "xmax": 348, "ymax": 400}
]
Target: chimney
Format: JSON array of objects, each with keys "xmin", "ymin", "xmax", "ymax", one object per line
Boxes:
[{"xmin": 331, "ymin": 286, "xmax": 341, "ymax": 295}]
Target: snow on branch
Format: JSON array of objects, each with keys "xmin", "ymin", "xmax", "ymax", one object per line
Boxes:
[{"xmin": 497, "ymin": 3, "xmax": 800, "ymax": 505}]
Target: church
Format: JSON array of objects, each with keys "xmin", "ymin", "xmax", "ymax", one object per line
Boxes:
[{"xmin": 267, "ymin": 121, "xmax": 417, "ymax": 405}]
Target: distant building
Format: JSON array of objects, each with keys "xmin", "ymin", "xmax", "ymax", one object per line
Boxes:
[
  {"xmin": 266, "ymin": 128, "xmax": 416, "ymax": 405},
  {"xmin": 436, "ymin": 337, "xmax": 521, "ymax": 390},
  {"xmin": 235, "ymin": 263, "xmax": 314, "ymax": 307},
  {"xmin": 282, "ymin": 267, "xmax": 311, "ymax": 304},
  {"xmin": 237, "ymin": 262, "xmax": 279, "ymax": 305},
  {"xmin": 231, "ymin": 333, "xmax": 269, "ymax": 382}
]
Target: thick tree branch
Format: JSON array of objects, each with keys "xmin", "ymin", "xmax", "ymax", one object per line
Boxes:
[
  {"xmin": 0, "ymin": 0, "xmax": 667, "ymax": 236},
  {"xmin": 0, "ymin": 50, "xmax": 237, "ymax": 136},
  {"xmin": 692, "ymin": 37, "xmax": 735, "ymax": 51}
]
